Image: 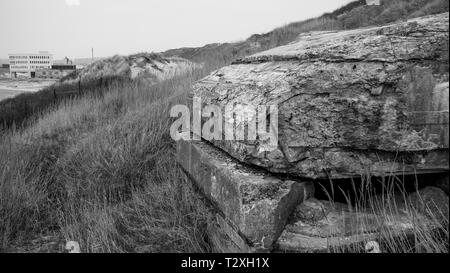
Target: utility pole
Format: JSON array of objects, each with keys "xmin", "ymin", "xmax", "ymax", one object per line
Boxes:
[{"xmin": 91, "ymin": 47, "xmax": 94, "ymax": 63}]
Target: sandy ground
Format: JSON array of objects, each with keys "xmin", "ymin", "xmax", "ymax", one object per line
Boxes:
[{"xmin": 0, "ymin": 78, "xmax": 56, "ymax": 101}]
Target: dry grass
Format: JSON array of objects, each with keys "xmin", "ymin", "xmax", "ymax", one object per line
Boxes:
[
  {"xmin": 0, "ymin": 66, "xmax": 213, "ymax": 253},
  {"xmin": 320, "ymin": 175, "xmax": 449, "ymax": 253}
]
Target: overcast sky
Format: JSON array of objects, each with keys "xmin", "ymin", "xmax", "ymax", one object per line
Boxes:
[{"xmin": 0, "ymin": 0, "xmax": 353, "ymax": 59}]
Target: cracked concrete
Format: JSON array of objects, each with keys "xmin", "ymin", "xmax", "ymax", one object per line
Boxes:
[
  {"xmin": 190, "ymin": 12, "xmax": 449, "ymax": 179},
  {"xmin": 177, "ymin": 139, "xmax": 314, "ymax": 251}
]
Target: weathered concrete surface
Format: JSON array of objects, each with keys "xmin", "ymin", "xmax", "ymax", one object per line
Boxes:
[
  {"xmin": 275, "ymin": 197, "xmax": 437, "ymax": 253},
  {"xmin": 179, "ymin": 172, "xmax": 251, "ymax": 253},
  {"xmin": 408, "ymin": 186, "xmax": 449, "ymax": 222},
  {"xmin": 191, "ymin": 13, "xmax": 449, "ymax": 179},
  {"xmin": 177, "ymin": 139, "xmax": 314, "ymax": 250},
  {"xmin": 206, "ymin": 213, "xmax": 252, "ymax": 253}
]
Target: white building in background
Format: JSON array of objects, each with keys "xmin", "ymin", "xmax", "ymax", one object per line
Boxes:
[{"xmin": 9, "ymin": 51, "xmax": 53, "ymax": 78}]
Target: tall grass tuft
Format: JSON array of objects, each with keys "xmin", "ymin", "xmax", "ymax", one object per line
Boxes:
[
  {"xmin": 0, "ymin": 65, "xmax": 212, "ymax": 252},
  {"xmin": 320, "ymin": 175, "xmax": 449, "ymax": 253}
]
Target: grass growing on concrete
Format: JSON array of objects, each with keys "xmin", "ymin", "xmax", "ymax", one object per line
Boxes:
[{"xmin": 321, "ymin": 175, "xmax": 449, "ymax": 253}]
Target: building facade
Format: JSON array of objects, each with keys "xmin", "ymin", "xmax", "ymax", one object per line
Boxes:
[{"xmin": 9, "ymin": 51, "xmax": 53, "ymax": 78}]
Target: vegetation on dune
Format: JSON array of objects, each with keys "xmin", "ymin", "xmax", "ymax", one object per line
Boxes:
[
  {"xmin": 0, "ymin": 67, "xmax": 212, "ymax": 252},
  {"xmin": 0, "ymin": 0, "xmax": 448, "ymax": 252},
  {"xmin": 163, "ymin": 0, "xmax": 449, "ymax": 65},
  {"xmin": 61, "ymin": 52, "xmax": 195, "ymax": 84},
  {"xmin": 0, "ymin": 53, "xmax": 196, "ymax": 128},
  {"xmin": 0, "ymin": 75, "xmax": 131, "ymax": 129}
]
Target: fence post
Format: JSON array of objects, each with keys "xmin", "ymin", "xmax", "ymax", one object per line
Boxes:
[{"xmin": 78, "ymin": 76, "xmax": 81, "ymax": 94}]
